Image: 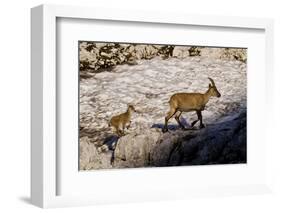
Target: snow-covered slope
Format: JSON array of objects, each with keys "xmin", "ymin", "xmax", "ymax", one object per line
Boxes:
[{"xmin": 79, "ymin": 55, "xmax": 246, "ymax": 170}]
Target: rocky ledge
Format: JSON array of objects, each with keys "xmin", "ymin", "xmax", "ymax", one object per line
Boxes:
[
  {"xmin": 80, "ymin": 109, "xmax": 246, "ymax": 170},
  {"xmin": 80, "ymin": 42, "xmax": 247, "ymax": 74}
]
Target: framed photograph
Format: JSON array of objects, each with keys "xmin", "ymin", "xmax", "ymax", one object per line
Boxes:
[{"xmin": 31, "ymin": 4, "xmax": 274, "ymax": 208}]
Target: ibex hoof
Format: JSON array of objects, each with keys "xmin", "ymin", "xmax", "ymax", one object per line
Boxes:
[
  {"xmin": 162, "ymin": 128, "xmax": 168, "ymax": 133},
  {"xmin": 191, "ymin": 121, "xmax": 198, "ymax": 127},
  {"xmin": 200, "ymin": 124, "xmax": 205, "ymax": 129}
]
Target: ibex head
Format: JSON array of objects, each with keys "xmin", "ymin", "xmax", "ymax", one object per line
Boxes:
[
  {"xmin": 208, "ymin": 77, "xmax": 221, "ymax": 98},
  {"xmin": 128, "ymin": 104, "xmax": 137, "ymax": 112}
]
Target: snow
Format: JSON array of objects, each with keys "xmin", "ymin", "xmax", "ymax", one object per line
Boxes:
[{"xmin": 80, "ymin": 56, "xmax": 246, "ymax": 137}]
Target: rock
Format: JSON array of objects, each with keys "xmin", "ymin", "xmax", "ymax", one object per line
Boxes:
[
  {"xmin": 180, "ymin": 110, "xmax": 246, "ymax": 165},
  {"xmin": 220, "ymin": 48, "xmax": 247, "ymax": 62},
  {"xmin": 110, "ymin": 110, "xmax": 246, "ymax": 168},
  {"xmin": 200, "ymin": 48, "xmax": 247, "ymax": 62},
  {"xmin": 100, "ymin": 51, "xmax": 113, "ymax": 58},
  {"xmin": 79, "ymin": 136, "xmax": 113, "ymax": 170},
  {"xmin": 80, "ymin": 72, "xmax": 93, "ymax": 79},
  {"xmin": 80, "ymin": 42, "xmax": 246, "ymax": 73},
  {"xmin": 113, "ymin": 129, "xmax": 161, "ymax": 168},
  {"xmin": 188, "ymin": 47, "xmax": 201, "ymax": 56},
  {"xmin": 127, "ymin": 57, "xmax": 138, "ymax": 65},
  {"xmin": 172, "ymin": 46, "xmax": 190, "ymax": 58},
  {"xmin": 133, "ymin": 45, "xmax": 159, "ymax": 59}
]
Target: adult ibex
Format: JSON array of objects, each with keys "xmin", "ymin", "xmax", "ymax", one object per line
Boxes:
[
  {"xmin": 162, "ymin": 78, "xmax": 221, "ymax": 132},
  {"xmin": 109, "ymin": 105, "xmax": 137, "ymax": 136}
]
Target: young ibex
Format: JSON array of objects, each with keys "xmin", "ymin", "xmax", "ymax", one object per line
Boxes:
[
  {"xmin": 109, "ymin": 105, "xmax": 137, "ymax": 136},
  {"xmin": 162, "ymin": 77, "xmax": 221, "ymax": 132}
]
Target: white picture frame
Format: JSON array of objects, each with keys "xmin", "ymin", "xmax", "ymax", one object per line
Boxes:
[{"xmin": 31, "ymin": 4, "xmax": 274, "ymax": 208}]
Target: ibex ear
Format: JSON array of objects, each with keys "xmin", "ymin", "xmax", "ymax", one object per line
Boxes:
[{"xmin": 209, "ymin": 83, "xmax": 212, "ymax": 88}]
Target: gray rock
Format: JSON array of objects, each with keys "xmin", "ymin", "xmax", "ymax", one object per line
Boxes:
[
  {"xmin": 172, "ymin": 46, "xmax": 190, "ymax": 58},
  {"xmin": 80, "ymin": 42, "xmax": 246, "ymax": 72},
  {"xmin": 110, "ymin": 110, "xmax": 246, "ymax": 169},
  {"xmin": 113, "ymin": 129, "xmax": 161, "ymax": 168},
  {"xmin": 79, "ymin": 136, "xmax": 113, "ymax": 170}
]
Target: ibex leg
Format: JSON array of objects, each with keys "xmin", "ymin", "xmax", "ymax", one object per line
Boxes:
[
  {"xmin": 114, "ymin": 127, "xmax": 123, "ymax": 137},
  {"xmin": 191, "ymin": 110, "xmax": 204, "ymax": 128},
  {"xmin": 197, "ymin": 110, "xmax": 205, "ymax": 128},
  {"xmin": 175, "ymin": 111, "xmax": 185, "ymax": 129},
  {"xmin": 163, "ymin": 108, "xmax": 177, "ymax": 132},
  {"xmin": 191, "ymin": 111, "xmax": 199, "ymax": 127},
  {"xmin": 191, "ymin": 119, "xmax": 199, "ymax": 127}
]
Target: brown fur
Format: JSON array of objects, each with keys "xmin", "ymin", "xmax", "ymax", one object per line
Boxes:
[
  {"xmin": 163, "ymin": 78, "xmax": 221, "ymax": 132},
  {"xmin": 109, "ymin": 105, "xmax": 136, "ymax": 136}
]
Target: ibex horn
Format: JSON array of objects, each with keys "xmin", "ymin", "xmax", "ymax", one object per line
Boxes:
[{"xmin": 208, "ymin": 77, "xmax": 215, "ymax": 86}]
